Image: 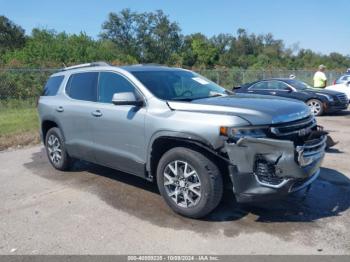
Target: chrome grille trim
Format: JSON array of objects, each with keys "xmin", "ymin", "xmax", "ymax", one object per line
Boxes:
[
  {"xmin": 270, "ymin": 116, "xmax": 316, "ymax": 137},
  {"xmin": 336, "ymin": 93, "xmax": 348, "ymax": 104},
  {"xmin": 296, "ymin": 135, "xmax": 327, "ymax": 166}
]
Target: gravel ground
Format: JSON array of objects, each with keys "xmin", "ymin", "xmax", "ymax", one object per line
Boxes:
[{"xmin": 0, "ymin": 111, "xmax": 349, "ymax": 255}]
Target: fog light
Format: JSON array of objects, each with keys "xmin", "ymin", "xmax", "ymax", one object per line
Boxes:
[{"xmin": 254, "ymin": 156, "xmax": 286, "ymax": 187}]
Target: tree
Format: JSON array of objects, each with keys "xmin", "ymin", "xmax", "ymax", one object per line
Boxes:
[
  {"xmin": 137, "ymin": 10, "xmax": 182, "ymax": 64},
  {"xmin": 100, "ymin": 9, "xmax": 139, "ymax": 60},
  {"xmin": 100, "ymin": 9, "xmax": 182, "ymax": 64},
  {"xmin": 0, "ymin": 16, "xmax": 26, "ymax": 55}
]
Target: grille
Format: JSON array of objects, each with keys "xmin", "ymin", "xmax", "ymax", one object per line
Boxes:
[
  {"xmin": 254, "ymin": 156, "xmax": 285, "ymax": 186},
  {"xmin": 336, "ymin": 93, "xmax": 348, "ymax": 104},
  {"xmin": 296, "ymin": 135, "xmax": 327, "ymax": 167},
  {"xmin": 269, "ymin": 115, "xmax": 317, "ymax": 138}
]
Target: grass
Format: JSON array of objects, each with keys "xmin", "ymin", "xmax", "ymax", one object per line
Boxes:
[{"xmin": 0, "ymin": 100, "xmax": 40, "ymax": 150}]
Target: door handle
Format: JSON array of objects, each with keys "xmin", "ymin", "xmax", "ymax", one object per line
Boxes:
[
  {"xmin": 270, "ymin": 92, "xmax": 277, "ymax": 95},
  {"xmin": 56, "ymin": 106, "xmax": 64, "ymax": 112},
  {"xmin": 91, "ymin": 110, "xmax": 103, "ymax": 117}
]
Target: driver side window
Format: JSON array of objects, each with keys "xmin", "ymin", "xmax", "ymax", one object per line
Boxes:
[{"xmin": 98, "ymin": 72, "xmax": 136, "ymax": 103}]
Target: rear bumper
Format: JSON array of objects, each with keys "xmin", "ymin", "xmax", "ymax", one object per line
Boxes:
[{"xmin": 224, "ymin": 135, "xmax": 326, "ymax": 203}]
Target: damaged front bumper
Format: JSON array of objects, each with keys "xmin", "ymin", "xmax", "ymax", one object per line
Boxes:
[{"xmin": 224, "ymin": 134, "xmax": 326, "ymax": 203}]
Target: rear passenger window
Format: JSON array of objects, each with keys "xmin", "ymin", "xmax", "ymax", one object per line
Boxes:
[
  {"xmin": 66, "ymin": 72, "xmax": 98, "ymax": 102},
  {"xmin": 42, "ymin": 76, "xmax": 64, "ymax": 96},
  {"xmin": 250, "ymin": 82, "xmax": 268, "ymax": 90},
  {"xmin": 98, "ymin": 72, "xmax": 136, "ymax": 103}
]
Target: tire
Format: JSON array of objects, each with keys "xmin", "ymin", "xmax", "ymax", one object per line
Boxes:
[
  {"xmin": 307, "ymin": 99, "xmax": 324, "ymax": 116},
  {"xmin": 45, "ymin": 127, "xmax": 72, "ymax": 171},
  {"xmin": 156, "ymin": 147, "xmax": 223, "ymax": 218}
]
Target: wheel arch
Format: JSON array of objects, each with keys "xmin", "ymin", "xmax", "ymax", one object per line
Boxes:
[
  {"xmin": 41, "ymin": 118, "xmax": 65, "ymax": 144},
  {"xmin": 146, "ymin": 132, "xmax": 231, "ymax": 185}
]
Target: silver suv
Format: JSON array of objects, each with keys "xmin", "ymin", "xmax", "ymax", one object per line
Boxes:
[{"xmin": 38, "ymin": 63, "xmax": 326, "ymax": 218}]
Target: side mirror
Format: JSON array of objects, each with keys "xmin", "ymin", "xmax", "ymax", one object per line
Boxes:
[
  {"xmin": 112, "ymin": 92, "xmax": 144, "ymax": 106},
  {"xmin": 232, "ymin": 86, "xmax": 241, "ymax": 90},
  {"xmin": 346, "ymin": 81, "xmax": 350, "ymax": 86}
]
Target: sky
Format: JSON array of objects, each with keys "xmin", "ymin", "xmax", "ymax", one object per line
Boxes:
[{"xmin": 1, "ymin": 0, "xmax": 349, "ymax": 55}]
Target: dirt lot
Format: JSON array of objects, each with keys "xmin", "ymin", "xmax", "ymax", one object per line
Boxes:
[{"xmin": 0, "ymin": 111, "xmax": 350, "ymax": 255}]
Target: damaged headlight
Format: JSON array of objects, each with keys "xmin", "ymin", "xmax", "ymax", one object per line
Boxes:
[{"xmin": 220, "ymin": 126, "xmax": 267, "ymax": 140}]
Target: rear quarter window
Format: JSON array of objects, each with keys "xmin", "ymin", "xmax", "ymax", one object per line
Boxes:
[{"xmin": 42, "ymin": 75, "xmax": 64, "ymax": 96}]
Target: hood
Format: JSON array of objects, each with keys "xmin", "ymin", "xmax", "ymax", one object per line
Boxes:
[{"xmin": 167, "ymin": 94, "xmax": 311, "ymax": 125}]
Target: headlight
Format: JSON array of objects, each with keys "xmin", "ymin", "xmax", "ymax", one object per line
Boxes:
[
  {"xmin": 220, "ymin": 126, "xmax": 267, "ymax": 140},
  {"xmin": 316, "ymin": 93, "xmax": 334, "ymax": 102}
]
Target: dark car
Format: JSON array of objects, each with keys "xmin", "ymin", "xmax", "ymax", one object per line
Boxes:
[{"xmin": 234, "ymin": 79, "xmax": 349, "ymax": 116}]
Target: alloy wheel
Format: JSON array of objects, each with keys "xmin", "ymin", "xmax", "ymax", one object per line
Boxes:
[
  {"xmin": 163, "ymin": 160, "xmax": 202, "ymax": 208},
  {"xmin": 47, "ymin": 134, "xmax": 62, "ymax": 166},
  {"xmin": 307, "ymin": 100, "xmax": 322, "ymax": 116}
]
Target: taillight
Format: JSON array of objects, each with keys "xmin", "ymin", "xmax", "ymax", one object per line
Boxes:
[{"xmin": 333, "ymin": 80, "xmax": 336, "ymax": 85}]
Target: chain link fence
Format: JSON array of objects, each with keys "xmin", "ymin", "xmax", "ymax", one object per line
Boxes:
[{"xmin": 0, "ymin": 68, "xmax": 343, "ymax": 105}]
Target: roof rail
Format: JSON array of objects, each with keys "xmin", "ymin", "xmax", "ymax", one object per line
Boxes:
[
  {"xmin": 131, "ymin": 63, "xmax": 163, "ymax": 67},
  {"xmin": 61, "ymin": 61, "xmax": 110, "ymax": 71}
]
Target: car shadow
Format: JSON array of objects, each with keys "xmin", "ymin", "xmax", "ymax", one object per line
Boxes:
[
  {"xmin": 25, "ymin": 149, "xmax": 350, "ymax": 226},
  {"xmin": 67, "ymin": 158, "xmax": 350, "ymax": 223},
  {"xmin": 326, "ymin": 148, "xmax": 344, "ymax": 154},
  {"xmin": 238, "ymin": 168, "xmax": 350, "ymax": 223},
  {"xmin": 325, "ymin": 110, "xmax": 350, "ymax": 117}
]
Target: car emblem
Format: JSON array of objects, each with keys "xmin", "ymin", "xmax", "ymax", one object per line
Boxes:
[{"xmin": 298, "ymin": 127, "xmax": 311, "ymax": 136}]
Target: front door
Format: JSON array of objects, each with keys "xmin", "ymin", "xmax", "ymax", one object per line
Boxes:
[{"xmin": 92, "ymin": 72, "xmax": 147, "ymax": 177}]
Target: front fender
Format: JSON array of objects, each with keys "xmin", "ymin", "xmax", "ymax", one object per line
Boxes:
[{"xmin": 145, "ymin": 131, "xmax": 217, "ymax": 172}]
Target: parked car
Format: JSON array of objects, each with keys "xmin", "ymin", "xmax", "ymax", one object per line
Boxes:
[
  {"xmin": 38, "ymin": 63, "xmax": 326, "ymax": 218},
  {"xmin": 234, "ymin": 79, "xmax": 349, "ymax": 116},
  {"xmin": 325, "ymin": 81, "xmax": 350, "ymax": 102},
  {"xmin": 333, "ymin": 73, "xmax": 350, "ymax": 85}
]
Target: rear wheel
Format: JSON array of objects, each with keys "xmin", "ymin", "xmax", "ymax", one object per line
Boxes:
[
  {"xmin": 45, "ymin": 127, "xmax": 72, "ymax": 171},
  {"xmin": 307, "ymin": 99, "xmax": 324, "ymax": 116},
  {"xmin": 156, "ymin": 147, "xmax": 223, "ymax": 218}
]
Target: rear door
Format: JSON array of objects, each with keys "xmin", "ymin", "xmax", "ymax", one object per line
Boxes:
[{"xmin": 59, "ymin": 72, "xmax": 98, "ymax": 161}]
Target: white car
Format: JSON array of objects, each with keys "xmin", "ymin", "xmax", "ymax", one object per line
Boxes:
[{"xmin": 326, "ymin": 82, "xmax": 350, "ymax": 102}]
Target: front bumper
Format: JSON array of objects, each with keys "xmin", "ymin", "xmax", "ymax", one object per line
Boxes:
[
  {"xmin": 325, "ymin": 101, "xmax": 349, "ymax": 113},
  {"xmin": 224, "ymin": 135, "xmax": 326, "ymax": 203}
]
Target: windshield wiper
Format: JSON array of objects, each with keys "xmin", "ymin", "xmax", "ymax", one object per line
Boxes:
[{"xmin": 171, "ymin": 92, "xmax": 229, "ymax": 102}]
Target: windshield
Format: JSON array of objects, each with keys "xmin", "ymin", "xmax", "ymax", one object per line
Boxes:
[
  {"xmin": 285, "ymin": 79, "xmax": 312, "ymax": 90},
  {"xmin": 131, "ymin": 70, "xmax": 230, "ymax": 101}
]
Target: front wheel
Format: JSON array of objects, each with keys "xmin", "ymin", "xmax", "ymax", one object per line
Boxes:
[
  {"xmin": 307, "ymin": 99, "xmax": 324, "ymax": 116},
  {"xmin": 156, "ymin": 147, "xmax": 223, "ymax": 218}
]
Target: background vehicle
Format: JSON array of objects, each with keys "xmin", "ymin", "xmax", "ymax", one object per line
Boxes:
[
  {"xmin": 38, "ymin": 63, "xmax": 326, "ymax": 218},
  {"xmin": 326, "ymin": 81, "xmax": 350, "ymax": 102},
  {"xmin": 234, "ymin": 79, "xmax": 349, "ymax": 116},
  {"xmin": 333, "ymin": 73, "xmax": 350, "ymax": 85}
]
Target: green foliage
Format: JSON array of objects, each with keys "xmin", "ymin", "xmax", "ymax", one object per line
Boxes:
[
  {"xmin": 2, "ymin": 29, "xmax": 131, "ymax": 67},
  {"xmin": 0, "ymin": 11, "xmax": 350, "ymax": 71},
  {"xmin": 100, "ymin": 9, "xmax": 181, "ymax": 64},
  {"xmin": 0, "ymin": 16, "xmax": 26, "ymax": 57},
  {"xmin": 0, "ymin": 98, "xmax": 38, "ymax": 136},
  {"xmin": 0, "ymin": 70, "xmax": 52, "ymax": 99}
]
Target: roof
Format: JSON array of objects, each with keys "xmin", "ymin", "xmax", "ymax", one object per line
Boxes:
[{"xmin": 120, "ymin": 64, "xmax": 184, "ymax": 72}]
